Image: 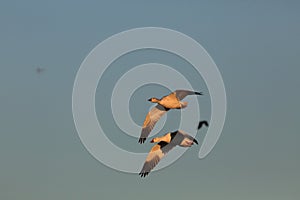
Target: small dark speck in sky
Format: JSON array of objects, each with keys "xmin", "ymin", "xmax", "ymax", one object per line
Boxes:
[{"xmin": 36, "ymin": 67, "xmax": 46, "ymax": 74}]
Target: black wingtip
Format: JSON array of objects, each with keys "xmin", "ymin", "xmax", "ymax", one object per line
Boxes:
[
  {"xmin": 139, "ymin": 172, "xmax": 149, "ymax": 177},
  {"xmin": 195, "ymin": 92, "xmax": 203, "ymax": 95},
  {"xmin": 193, "ymin": 138, "xmax": 199, "ymax": 145},
  {"xmin": 197, "ymin": 120, "xmax": 209, "ymax": 130},
  {"xmin": 138, "ymin": 138, "xmax": 146, "ymax": 144}
]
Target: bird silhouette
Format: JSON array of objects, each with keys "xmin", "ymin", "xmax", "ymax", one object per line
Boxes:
[
  {"xmin": 36, "ymin": 67, "xmax": 45, "ymax": 74},
  {"xmin": 197, "ymin": 120, "xmax": 209, "ymax": 130}
]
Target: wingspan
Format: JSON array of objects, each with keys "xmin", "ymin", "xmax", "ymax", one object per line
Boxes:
[
  {"xmin": 139, "ymin": 142, "xmax": 175, "ymax": 177},
  {"xmin": 174, "ymin": 90, "xmax": 202, "ymax": 100},
  {"xmin": 139, "ymin": 105, "xmax": 168, "ymax": 144}
]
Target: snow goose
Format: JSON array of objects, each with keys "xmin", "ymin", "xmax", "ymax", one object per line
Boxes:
[
  {"xmin": 139, "ymin": 90, "xmax": 202, "ymax": 143},
  {"xmin": 139, "ymin": 130, "xmax": 198, "ymax": 177}
]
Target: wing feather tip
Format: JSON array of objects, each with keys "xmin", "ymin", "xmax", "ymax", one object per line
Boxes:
[
  {"xmin": 138, "ymin": 138, "xmax": 146, "ymax": 144},
  {"xmin": 139, "ymin": 171, "xmax": 149, "ymax": 177}
]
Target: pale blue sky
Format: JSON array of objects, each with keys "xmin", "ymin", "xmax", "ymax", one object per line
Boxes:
[{"xmin": 0, "ymin": 1, "xmax": 300, "ymax": 200}]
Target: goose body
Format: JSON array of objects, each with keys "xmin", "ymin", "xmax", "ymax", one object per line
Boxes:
[
  {"xmin": 148, "ymin": 90, "xmax": 202, "ymax": 109},
  {"xmin": 139, "ymin": 90, "xmax": 202, "ymax": 143},
  {"xmin": 139, "ymin": 130, "xmax": 198, "ymax": 177}
]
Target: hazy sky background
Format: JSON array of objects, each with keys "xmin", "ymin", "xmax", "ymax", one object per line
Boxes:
[{"xmin": 1, "ymin": 1, "xmax": 299, "ymax": 200}]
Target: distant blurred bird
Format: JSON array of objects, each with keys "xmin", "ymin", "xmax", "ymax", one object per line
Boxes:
[
  {"xmin": 139, "ymin": 130, "xmax": 198, "ymax": 177},
  {"xmin": 139, "ymin": 90, "xmax": 202, "ymax": 144},
  {"xmin": 197, "ymin": 120, "xmax": 209, "ymax": 130},
  {"xmin": 36, "ymin": 67, "xmax": 45, "ymax": 74}
]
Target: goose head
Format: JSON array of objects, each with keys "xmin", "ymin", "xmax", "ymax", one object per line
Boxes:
[
  {"xmin": 150, "ymin": 137, "xmax": 159, "ymax": 143},
  {"xmin": 148, "ymin": 97, "xmax": 160, "ymax": 103}
]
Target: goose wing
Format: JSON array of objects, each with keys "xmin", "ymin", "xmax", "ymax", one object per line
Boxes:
[
  {"xmin": 174, "ymin": 90, "xmax": 202, "ymax": 100},
  {"xmin": 139, "ymin": 105, "xmax": 168, "ymax": 144},
  {"xmin": 176, "ymin": 130, "xmax": 199, "ymax": 145},
  {"xmin": 139, "ymin": 141, "xmax": 176, "ymax": 177}
]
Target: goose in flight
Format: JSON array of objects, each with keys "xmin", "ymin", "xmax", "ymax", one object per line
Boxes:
[
  {"xmin": 139, "ymin": 90, "xmax": 202, "ymax": 144},
  {"xmin": 139, "ymin": 130, "xmax": 200, "ymax": 177}
]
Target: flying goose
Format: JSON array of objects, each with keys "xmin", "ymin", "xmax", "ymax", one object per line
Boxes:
[
  {"xmin": 139, "ymin": 90, "xmax": 202, "ymax": 144},
  {"xmin": 139, "ymin": 130, "xmax": 199, "ymax": 177}
]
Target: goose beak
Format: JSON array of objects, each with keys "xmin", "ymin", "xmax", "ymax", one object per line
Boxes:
[{"xmin": 148, "ymin": 98, "xmax": 152, "ymax": 102}]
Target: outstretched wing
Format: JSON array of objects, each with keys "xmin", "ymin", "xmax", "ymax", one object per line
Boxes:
[
  {"xmin": 139, "ymin": 142, "xmax": 176, "ymax": 177},
  {"xmin": 176, "ymin": 130, "xmax": 199, "ymax": 145},
  {"xmin": 174, "ymin": 90, "xmax": 202, "ymax": 100},
  {"xmin": 139, "ymin": 105, "xmax": 168, "ymax": 144}
]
